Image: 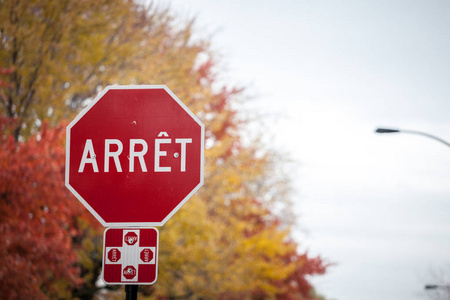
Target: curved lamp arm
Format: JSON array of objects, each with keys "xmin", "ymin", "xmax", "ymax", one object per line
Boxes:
[
  {"xmin": 425, "ymin": 284, "xmax": 450, "ymax": 290},
  {"xmin": 375, "ymin": 127, "xmax": 450, "ymax": 148}
]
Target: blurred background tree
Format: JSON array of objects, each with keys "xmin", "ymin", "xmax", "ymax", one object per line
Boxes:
[{"xmin": 0, "ymin": 0, "xmax": 328, "ymax": 299}]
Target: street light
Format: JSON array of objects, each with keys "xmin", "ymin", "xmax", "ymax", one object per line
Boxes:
[
  {"xmin": 375, "ymin": 127, "xmax": 450, "ymax": 148},
  {"xmin": 376, "ymin": 128, "xmax": 450, "ymax": 293},
  {"xmin": 425, "ymin": 284, "xmax": 450, "ymax": 290}
]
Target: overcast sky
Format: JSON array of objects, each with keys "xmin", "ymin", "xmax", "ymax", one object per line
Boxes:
[{"xmin": 154, "ymin": 1, "xmax": 450, "ymax": 299}]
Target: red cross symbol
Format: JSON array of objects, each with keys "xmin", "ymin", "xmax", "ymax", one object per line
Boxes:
[{"xmin": 102, "ymin": 228, "xmax": 158, "ymax": 284}]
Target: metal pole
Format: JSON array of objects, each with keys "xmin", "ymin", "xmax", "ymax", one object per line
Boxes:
[
  {"xmin": 125, "ymin": 285, "xmax": 138, "ymax": 300},
  {"xmin": 375, "ymin": 127, "xmax": 450, "ymax": 148},
  {"xmin": 399, "ymin": 129, "xmax": 450, "ymax": 148},
  {"xmin": 425, "ymin": 284, "xmax": 450, "ymax": 290}
]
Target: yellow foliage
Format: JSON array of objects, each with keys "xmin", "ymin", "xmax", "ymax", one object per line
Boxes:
[{"xmin": 0, "ymin": 1, "xmax": 325, "ymax": 299}]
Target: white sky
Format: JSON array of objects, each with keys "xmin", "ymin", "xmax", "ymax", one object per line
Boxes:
[{"xmin": 154, "ymin": 1, "xmax": 450, "ymax": 299}]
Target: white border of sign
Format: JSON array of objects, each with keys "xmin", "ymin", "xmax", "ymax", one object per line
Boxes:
[{"xmin": 65, "ymin": 85, "xmax": 205, "ymax": 227}]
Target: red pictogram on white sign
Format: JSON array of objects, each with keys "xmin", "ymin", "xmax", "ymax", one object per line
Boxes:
[{"xmin": 102, "ymin": 228, "xmax": 158, "ymax": 284}]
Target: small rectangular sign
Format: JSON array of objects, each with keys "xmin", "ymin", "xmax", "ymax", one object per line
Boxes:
[{"xmin": 102, "ymin": 227, "xmax": 159, "ymax": 284}]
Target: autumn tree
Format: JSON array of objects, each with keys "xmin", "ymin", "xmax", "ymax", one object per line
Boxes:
[
  {"xmin": 0, "ymin": 118, "xmax": 89, "ymax": 298},
  {"xmin": 0, "ymin": 0, "xmax": 160, "ymax": 139},
  {"xmin": 0, "ymin": 0, "xmax": 328, "ymax": 299}
]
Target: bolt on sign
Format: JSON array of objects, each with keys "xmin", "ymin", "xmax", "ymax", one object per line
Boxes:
[
  {"xmin": 65, "ymin": 85, "xmax": 205, "ymax": 227},
  {"xmin": 102, "ymin": 228, "xmax": 159, "ymax": 284}
]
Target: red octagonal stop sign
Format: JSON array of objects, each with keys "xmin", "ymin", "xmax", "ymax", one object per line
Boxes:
[{"xmin": 65, "ymin": 85, "xmax": 204, "ymax": 226}]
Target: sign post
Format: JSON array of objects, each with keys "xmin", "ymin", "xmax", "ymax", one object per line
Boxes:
[
  {"xmin": 65, "ymin": 85, "xmax": 205, "ymax": 292},
  {"xmin": 125, "ymin": 285, "xmax": 138, "ymax": 300}
]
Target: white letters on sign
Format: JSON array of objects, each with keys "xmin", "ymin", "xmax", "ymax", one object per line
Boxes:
[
  {"xmin": 104, "ymin": 139, "xmax": 123, "ymax": 172},
  {"xmin": 79, "ymin": 139, "xmax": 99, "ymax": 173},
  {"xmin": 129, "ymin": 139, "xmax": 148, "ymax": 172},
  {"xmin": 175, "ymin": 139, "xmax": 192, "ymax": 172},
  {"xmin": 154, "ymin": 132, "xmax": 171, "ymax": 172},
  {"xmin": 78, "ymin": 132, "xmax": 192, "ymax": 173}
]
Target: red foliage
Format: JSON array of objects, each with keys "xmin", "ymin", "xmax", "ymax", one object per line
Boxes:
[
  {"xmin": 0, "ymin": 67, "xmax": 14, "ymax": 88},
  {"xmin": 0, "ymin": 118, "xmax": 91, "ymax": 299},
  {"xmin": 275, "ymin": 251, "xmax": 328, "ymax": 300}
]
